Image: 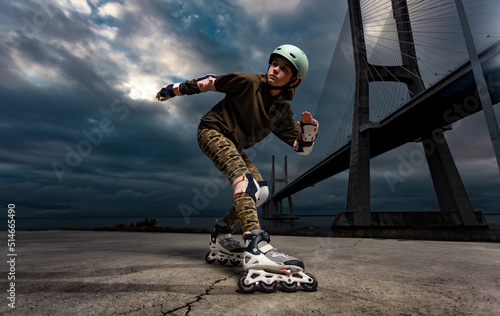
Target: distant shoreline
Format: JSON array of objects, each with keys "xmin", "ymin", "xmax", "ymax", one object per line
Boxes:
[
  {"xmin": 3, "ymin": 214, "xmax": 499, "ymax": 241},
  {"xmin": 63, "ymin": 217, "xmax": 500, "ymax": 242}
]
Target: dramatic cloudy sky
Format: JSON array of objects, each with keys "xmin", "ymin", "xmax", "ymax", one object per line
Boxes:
[{"xmin": 1, "ymin": 0, "xmax": 499, "ymax": 227}]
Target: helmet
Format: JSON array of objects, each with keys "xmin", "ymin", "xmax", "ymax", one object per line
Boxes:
[{"xmin": 268, "ymin": 44, "xmax": 309, "ymax": 81}]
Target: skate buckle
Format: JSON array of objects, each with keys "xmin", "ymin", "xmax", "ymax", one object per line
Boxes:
[{"xmin": 280, "ymin": 268, "xmax": 291, "ymax": 276}]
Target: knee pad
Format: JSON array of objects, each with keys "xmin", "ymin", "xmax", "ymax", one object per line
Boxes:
[
  {"xmin": 233, "ymin": 174, "xmax": 269, "ymax": 207},
  {"xmin": 256, "ymin": 184, "xmax": 269, "ymax": 207}
]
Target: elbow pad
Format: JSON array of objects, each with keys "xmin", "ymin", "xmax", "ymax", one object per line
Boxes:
[{"xmin": 196, "ymin": 74, "xmax": 218, "ymax": 92}]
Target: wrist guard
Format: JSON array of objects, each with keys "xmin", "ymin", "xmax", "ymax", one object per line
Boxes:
[
  {"xmin": 294, "ymin": 121, "xmax": 318, "ymax": 156},
  {"xmin": 160, "ymin": 83, "xmax": 183, "ymax": 98}
]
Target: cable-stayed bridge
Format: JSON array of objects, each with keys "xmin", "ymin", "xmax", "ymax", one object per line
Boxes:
[{"xmin": 263, "ymin": 0, "xmax": 500, "ymax": 228}]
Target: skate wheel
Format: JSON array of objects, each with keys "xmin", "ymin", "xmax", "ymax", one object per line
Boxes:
[
  {"xmin": 238, "ymin": 275, "xmax": 256, "ymax": 294},
  {"xmin": 230, "ymin": 259, "xmax": 240, "ymax": 267},
  {"xmin": 205, "ymin": 252, "xmax": 215, "ymax": 264},
  {"xmin": 259, "ymin": 280, "xmax": 277, "ymax": 293},
  {"xmin": 217, "ymin": 258, "xmax": 228, "ymax": 265},
  {"xmin": 280, "ymin": 281, "xmax": 298, "ymax": 292},
  {"xmin": 301, "ymin": 273, "xmax": 318, "ymax": 292}
]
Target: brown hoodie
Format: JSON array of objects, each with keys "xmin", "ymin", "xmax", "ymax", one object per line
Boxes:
[{"xmin": 180, "ymin": 72, "xmax": 302, "ymax": 150}]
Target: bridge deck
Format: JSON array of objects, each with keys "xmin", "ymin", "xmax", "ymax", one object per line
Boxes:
[{"xmin": 273, "ymin": 40, "xmax": 500, "ymax": 201}]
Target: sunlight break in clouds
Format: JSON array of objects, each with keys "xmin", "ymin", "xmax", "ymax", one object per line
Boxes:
[
  {"xmin": 97, "ymin": 2, "xmax": 125, "ymax": 19},
  {"xmin": 237, "ymin": 0, "xmax": 301, "ymax": 14},
  {"xmin": 10, "ymin": 46, "xmax": 71, "ymax": 88},
  {"xmin": 237, "ymin": 0, "xmax": 301, "ymax": 28},
  {"xmin": 52, "ymin": 0, "xmax": 91, "ymax": 15}
]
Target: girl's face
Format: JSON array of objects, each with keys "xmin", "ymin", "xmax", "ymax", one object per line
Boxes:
[{"xmin": 267, "ymin": 56, "xmax": 295, "ymax": 87}]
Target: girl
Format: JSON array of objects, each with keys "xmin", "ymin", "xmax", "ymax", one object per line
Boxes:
[{"xmin": 157, "ymin": 44, "xmax": 318, "ymax": 292}]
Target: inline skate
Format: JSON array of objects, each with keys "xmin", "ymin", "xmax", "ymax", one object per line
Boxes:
[
  {"xmin": 238, "ymin": 229, "xmax": 318, "ymax": 293},
  {"xmin": 205, "ymin": 219, "xmax": 244, "ymax": 266}
]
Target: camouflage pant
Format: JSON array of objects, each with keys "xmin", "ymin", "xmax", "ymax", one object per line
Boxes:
[{"xmin": 197, "ymin": 128, "xmax": 262, "ymax": 232}]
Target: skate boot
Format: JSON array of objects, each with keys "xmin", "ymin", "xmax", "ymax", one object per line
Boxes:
[
  {"xmin": 238, "ymin": 229, "xmax": 318, "ymax": 293},
  {"xmin": 205, "ymin": 219, "xmax": 245, "ymax": 266}
]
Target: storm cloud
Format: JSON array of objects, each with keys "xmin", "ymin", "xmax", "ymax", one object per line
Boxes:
[{"xmin": 0, "ymin": 0, "xmax": 498, "ymax": 226}]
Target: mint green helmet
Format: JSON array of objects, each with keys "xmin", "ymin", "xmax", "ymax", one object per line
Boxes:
[{"xmin": 269, "ymin": 44, "xmax": 309, "ymax": 81}]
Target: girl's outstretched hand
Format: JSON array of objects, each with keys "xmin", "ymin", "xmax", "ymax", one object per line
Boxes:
[
  {"xmin": 297, "ymin": 111, "xmax": 318, "ymax": 129},
  {"xmin": 156, "ymin": 90, "xmax": 171, "ymax": 101}
]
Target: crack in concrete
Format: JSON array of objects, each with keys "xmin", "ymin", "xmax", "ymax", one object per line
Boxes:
[
  {"xmin": 353, "ymin": 239, "xmax": 363, "ymax": 247},
  {"xmin": 163, "ymin": 271, "xmax": 240, "ymax": 315}
]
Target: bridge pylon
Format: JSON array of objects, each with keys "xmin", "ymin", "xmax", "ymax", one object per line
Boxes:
[
  {"xmin": 262, "ymin": 156, "xmax": 298, "ymax": 219},
  {"xmin": 334, "ymin": 0, "xmax": 488, "ymax": 229}
]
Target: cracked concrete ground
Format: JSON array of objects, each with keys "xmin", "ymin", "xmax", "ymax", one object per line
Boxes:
[{"xmin": 0, "ymin": 230, "xmax": 499, "ymax": 315}]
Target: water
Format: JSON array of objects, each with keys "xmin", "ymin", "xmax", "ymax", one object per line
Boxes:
[
  {"xmin": 3, "ymin": 214, "xmax": 499, "ymax": 232},
  {"xmin": 4, "ymin": 215, "xmax": 337, "ymax": 232}
]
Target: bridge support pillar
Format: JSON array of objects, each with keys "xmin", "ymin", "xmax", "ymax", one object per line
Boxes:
[
  {"xmin": 344, "ymin": 0, "xmax": 371, "ymax": 226},
  {"xmin": 262, "ymin": 156, "xmax": 298, "ymax": 219},
  {"xmin": 333, "ymin": 0, "xmax": 488, "ymax": 230},
  {"xmin": 422, "ymin": 130, "xmax": 480, "ymax": 225}
]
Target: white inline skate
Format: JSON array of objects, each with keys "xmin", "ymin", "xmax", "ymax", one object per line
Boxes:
[
  {"xmin": 238, "ymin": 229, "xmax": 318, "ymax": 293},
  {"xmin": 205, "ymin": 219, "xmax": 245, "ymax": 267}
]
